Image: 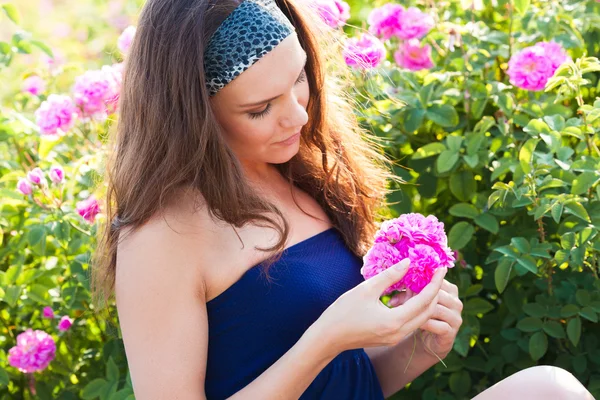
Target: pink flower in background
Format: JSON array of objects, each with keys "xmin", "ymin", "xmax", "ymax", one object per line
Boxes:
[
  {"xmin": 17, "ymin": 178, "xmax": 33, "ymax": 195},
  {"xmin": 73, "ymin": 68, "xmax": 120, "ymax": 120},
  {"xmin": 117, "ymin": 25, "xmax": 136, "ymax": 55},
  {"xmin": 396, "ymin": 7, "xmax": 434, "ymax": 40},
  {"xmin": 535, "ymin": 41, "xmax": 570, "ymax": 69},
  {"xmin": 58, "ymin": 316, "xmax": 73, "ymax": 331},
  {"xmin": 22, "ymin": 76, "xmax": 46, "ymax": 96},
  {"xmin": 507, "ymin": 41, "xmax": 569, "ymax": 91},
  {"xmin": 27, "ymin": 168, "xmax": 45, "ymax": 186},
  {"xmin": 368, "ymin": 3, "xmax": 404, "ymax": 40},
  {"xmin": 42, "ymin": 307, "xmax": 55, "ymax": 319},
  {"xmin": 49, "ymin": 166, "xmax": 65, "ymax": 184},
  {"xmin": 361, "ymin": 213, "xmax": 455, "ymax": 294},
  {"xmin": 103, "ymin": 63, "xmax": 123, "ymax": 113},
  {"xmin": 394, "ymin": 39, "xmax": 434, "ymax": 71},
  {"xmin": 343, "ymin": 33, "xmax": 386, "ymax": 69},
  {"xmin": 76, "ymin": 195, "xmax": 101, "ymax": 223},
  {"xmin": 34, "ymin": 94, "xmax": 78, "ymax": 136},
  {"xmin": 8, "ymin": 329, "xmax": 56, "ymax": 373},
  {"xmin": 311, "ymin": 0, "xmax": 350, "ymax": 28}
]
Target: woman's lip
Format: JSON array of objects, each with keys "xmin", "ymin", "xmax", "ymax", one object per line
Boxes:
[{"xmin": 276, "ymin": 131, "xmax": 301, "ymax": 145}]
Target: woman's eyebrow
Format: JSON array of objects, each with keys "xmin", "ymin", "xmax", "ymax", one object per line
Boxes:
[{"xmin": 239, "ymin": 52, "xmax": 308, "ymax": 108}]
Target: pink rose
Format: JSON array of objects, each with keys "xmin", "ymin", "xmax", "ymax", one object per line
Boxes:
[
  {"xmin": 49, "ymin": 165, "xmax": 65, "ymax": 184},
  {"xmin": 22, "ymin": 75, "xmax": 46, "ymax": 96},
  {"xmin": 368, "ymin": 3, "xmax": 404, "ymax": 40},
  {"xmin": 42, "ymin": 306, "xmax": 55, "ymax": 319},
  {"xmin": 17, "ymin": 178, "xmax": 33, "ymax": 195},
  {"xmin": 507, "ymin": 41, "xmax": 569, "ymax": 91},
  {"xmin": 27, "ymin": 167, "xmax": 45, "ymax": 185},
  {"xmin": 58, "ymin": 316, "xmax": 73, "ymax": 332},
  {"xmin": 76, "ymin": 195, "xmax": 101, "ymax": 223},
  {"xmin": 8, "ymin": 329, "xmax": 56, "ymax": 373},
  {"xmin": 34, "ymin": 94, "xmax": 78, "ymax": 137},
  {"xmin": 343, "ymin": 33, "xmax": 386, "ymax": 69},
  {"xmin": 394, "ymin": 39, "xmax": 434, "ymax": 71},
  {"xmin": 117, "ymin": 25, "xmax": 136, "ymax": 55}
]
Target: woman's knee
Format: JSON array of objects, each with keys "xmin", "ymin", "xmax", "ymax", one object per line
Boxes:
[{"xmin": 515, "ymin": 365, "xmax": 592, "ymax": 400}]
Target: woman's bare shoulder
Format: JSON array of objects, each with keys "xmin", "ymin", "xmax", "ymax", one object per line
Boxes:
[{"xmin": 116, "ymin": 187, "xmax": 226, "ymax": 296}]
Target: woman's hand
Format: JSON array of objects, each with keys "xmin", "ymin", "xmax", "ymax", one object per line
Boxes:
[
  {"xmin": 388, "ymin": 279, "xmax": 463, "ymax": 359},
  {"xmin": 313, "ymin": 259, "xmax": 448, "ymax": 357}
]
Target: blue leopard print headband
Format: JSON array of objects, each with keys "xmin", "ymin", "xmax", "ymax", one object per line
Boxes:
[{"xmin": 204, "ymin": 0, "xmax": 296, "ymax": 96}]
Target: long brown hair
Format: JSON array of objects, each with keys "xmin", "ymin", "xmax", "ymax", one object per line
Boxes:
[{"xmin": 91, "ymin": 0, "xmax": 397, "ymax": 311}]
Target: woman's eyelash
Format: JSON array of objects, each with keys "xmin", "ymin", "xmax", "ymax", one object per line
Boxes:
[
  {"xmin": 248, "ymin": 70, "xmax": 307, "ymax": 120},
  {"xmin": 249, "ymin": 103, "xmax": 272, "ymax": 120}
]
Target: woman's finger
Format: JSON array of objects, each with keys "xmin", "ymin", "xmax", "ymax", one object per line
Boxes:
[
  {"xmin": 387, "ymin": 289, "xmax": 415, "ymax": 307},
  {"xmin": 441, "ymin": 279, "xmax": 459, "ymax": 296},
  {"xmin": 420, "ymin": 318, "xmax": 453, "ymax": 336},
  {"xmin": 430, "ymin": 304, "xmax": 462, "ymax": 330},
  {"xmin": 437, "ymin": 289, "xmax": 464, "ymax": 313},
  {"xmin": 391, "ymin": 268, "xmax": 447, "ymax": 329}
]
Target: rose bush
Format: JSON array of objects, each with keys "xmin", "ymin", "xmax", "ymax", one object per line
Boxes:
[{"xmin": 1, "ymin": 0, "xmax": 600, "ymax": 399}]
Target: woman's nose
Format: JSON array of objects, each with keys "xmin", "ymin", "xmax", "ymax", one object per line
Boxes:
[{"xmin": 280, "ymin": 97, "xmax": 309, "ymax": 129}]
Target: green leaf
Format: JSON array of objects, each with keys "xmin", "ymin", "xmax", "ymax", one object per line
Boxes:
[
  {"xmin": 529, "ymin": 331, "xmax": 548, "ymax": 361},
  {"xmin": 449, "ymin": 203, "xmax": 480, "ymax": 219},
  {"xmin": 519, "ymin": 138, "xmax": 539, "ymax": 167},
  {"xmin": 27, "ymin": 226, "xmax": 46, "ymax": 247},
  {"xmin": 564, "ymin": 201, "xmax": 590, "ymax": 222},
  {"xmin": 413, "ymin": 143, "xmax": 447, "ymax": 159},
  {"xmin": 571, "ymin": 172, "xmax": 600, "ymax": 195},
  {"xmin": 0, "ymin": 366, "xmax": 8, "ymax": 385},
  {"xmin": 426, "ymin": 104, "xmax": 459, "ymax": 127},
  {"xmin": 2, "ymin": 4, "xmax": 21, "ymax": 25},
  {"xmin": 551, "ymin": 201, "xmax": 564, "ymax": 223},
  {"xmin": 474, "ymin": 213, "xmax": 499, "ymax": 234},
  {"xmin": 516, "ymin": 317, "xmax": 543, "ymax": 332},
  {"xmin": 437, "ymin": 150, "xmax": 460, "ymax": 173},
  {"xmin": 464, "ymin": 298, "xmax": 494, "ymax": 315},
  {"xmin": 463, "ymin": 154, "xmax": 479, "ymax": 168},
  {"xmin": 448, "ymin": 222, "xmax": 475, "ymax": 250},
  {"xmin": 110, "ymin": 389, "xmax": 134, "ymax": 400},
  {"xmin": 4, "ymin": 285, "xmax": 21, "ymax": 307},
  {"xmin": 449, "ymin": 370, "xmax": 471, "ymax": 397},
  {"xmin": 579, "ymin": 307, "xmax": 598, "ymax": 322},
  {"xmin": 466, "ymin": 132, "xmax": 485, "ymax": 155},
  {"xmin": 82, "ymin": 378, "xmax": 108, "ymax": 400},
  {"xmin": 542, "ymin": 320, "xmax": 566, "ymax": 339},
  {"xmin": 561, "ymin": 232, "xmax": 576, "ymax": 250},
  {"xmin": 106, "ymin": 357, "xmax": 119, "ymax": 383},
  {"xmin": 567, "ymin": 317, "xmax": 581, "ymax": 347},
  {"xmin": 576, "ymin": 289, "xmax": 590, "ymax": 306},
  {"xmin": 495, "ymin": 258, "xmax": 513, "ymax": 294},
  {"xmin": 402, "ymin": 108, "xmax": 426, "ymax": 132},
  {"xmin": 522, "ymin": 303, "xmax": 546, "ymax": 318},
  {"xmin": 516, "ymin": 255, "xmax": 538, "ymax": 274},
  {"xmin": 447, "ymin": 135, "xmax": 463, "ymax": 152},
  {"xmin": 560, "ymin": 304, "xmax": 579, "ymax": 318},
  {"xmin": 511, "ymin": 237, "xmax": 530, "ymax": 254},
  {"xmin": 29, "ymin": 39, "xmax": 53, "ymax": 58},
  {"xmin": 450, "ymin": 171, "xmax": 476, "ymax": 202}
]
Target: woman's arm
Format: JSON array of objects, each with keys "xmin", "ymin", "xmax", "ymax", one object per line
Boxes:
[
  {"xmin": 116, "ymin": 216, "xmax": 341, "ymax": 400},
  {"xmin": 364, "ymin": 331, "xmax": 440, "ymax": 398}
]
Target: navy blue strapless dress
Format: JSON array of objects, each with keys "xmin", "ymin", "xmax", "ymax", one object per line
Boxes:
[{"xmin": 205, "ymin": 227, "xmax": 385, "ymax": 399}]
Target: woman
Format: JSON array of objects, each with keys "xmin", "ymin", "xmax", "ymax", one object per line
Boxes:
[{"xmin": 92, "ymin": 0, "xmax": 594, "ymax": 399}]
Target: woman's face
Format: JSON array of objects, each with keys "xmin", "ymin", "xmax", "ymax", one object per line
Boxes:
[{"xmin": 210, "ymin": 33, "xmax": 310, "ymax": 173}]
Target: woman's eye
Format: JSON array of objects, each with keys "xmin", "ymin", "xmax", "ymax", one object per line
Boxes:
[
  {"xmin": 249, "ymin": 103, "xmax": 272, "ymax": 120},
  {"xmin": 248, "ymin": 71, "xmax": 306, "ymax": 120},
  {"xmin": 295, "ymin": 70, "xmax": 307, "ymax": 85}
]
